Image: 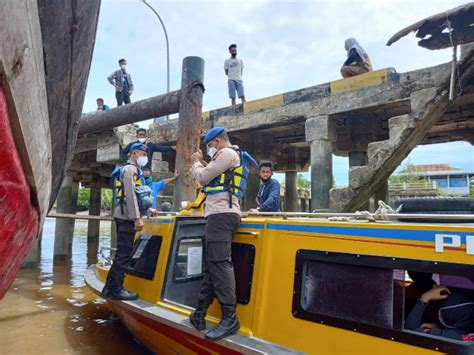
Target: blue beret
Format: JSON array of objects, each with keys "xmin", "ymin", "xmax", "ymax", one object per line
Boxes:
[
  {"xmin": 130, "ymin": 143, "xmax": 148, "ymax": 153},
  {"xmin": 204, "ymin": 127, "xmax": 225, "ymax": 143}
]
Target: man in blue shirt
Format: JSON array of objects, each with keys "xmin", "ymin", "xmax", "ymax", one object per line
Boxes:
[
  {"xmin": 250, "ymin": 161, "xmax": 281, "ymax": 212},
  {"xmin": 96, "ymin": 98, "xmax": 110, "ymax": 111}
]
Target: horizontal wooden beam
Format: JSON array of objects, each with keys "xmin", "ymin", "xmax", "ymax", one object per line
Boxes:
[
  {"xmin": 48, "ymin": 212, "xmax": 114, "ymax": 221},
  {"xmin": 79, "ymin": 90, "xmax": 181, "ymax": 135}
]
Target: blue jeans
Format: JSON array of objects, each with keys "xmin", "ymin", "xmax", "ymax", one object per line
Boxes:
[{"xmin": 227, "ymin": 80, "xmax": 245, "ymax": 99}]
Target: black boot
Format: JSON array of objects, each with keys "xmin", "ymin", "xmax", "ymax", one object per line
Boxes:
[
  {"xmin": 205, "ymin": 304, "xmax": 240, "ymax": 341},
  {"xmin": 110, "ymin": 287, "xmax": 139, "ymax": 300},
  {"xmin": 190, "ymin": 297, "xmax": 214, "ymax": 331}
]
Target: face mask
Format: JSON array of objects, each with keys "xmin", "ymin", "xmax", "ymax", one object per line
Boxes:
[
  {"xmin": 138, "ymin": 138, "xmax": 146, "ymax": 143},
  {"xmin": 137, "ymin": 156, "xmax": 148, "ymax": 167},
  {"xmin": 207, "ymin": 146, "xmax": 217, "ymax": 158},
  {"xmin": 120, "ymin": 64, "xmax": 127, "ymax": 70}
]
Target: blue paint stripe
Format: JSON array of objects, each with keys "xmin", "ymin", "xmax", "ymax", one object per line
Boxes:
[
  {"xmin": 240, "ymin": 224, "xmax": 265, "ymax": 229},
  {"xmin": 148, "ymin": 219, "xmax": 173, "ymax": 224},
  {"xmin": 266, "ymin": 223, "xmax": 469, "ymax": 244}
]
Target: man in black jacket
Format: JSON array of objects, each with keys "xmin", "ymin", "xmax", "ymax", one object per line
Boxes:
[{"xmin": 122, "ymin": 128, "xmax": 175, "ymax": 178}]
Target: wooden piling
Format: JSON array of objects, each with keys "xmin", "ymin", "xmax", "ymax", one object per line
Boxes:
[{"xmin": 173, "ymin": 57, "xmax": 205, "ymax": 209}]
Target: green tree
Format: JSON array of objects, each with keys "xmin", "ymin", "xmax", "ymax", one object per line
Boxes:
[
  {"xmin": 101, "ymin": 189, "xmax": 113, "ymax": 210},
  {"xmin": 297, "ymin": 174, "xmax": 310, "ymax": 189},
  {"xmin": 77, "ymin": 187, "xmax": 90, "ymax": 208}
]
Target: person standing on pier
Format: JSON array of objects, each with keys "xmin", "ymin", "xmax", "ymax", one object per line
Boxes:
[
  {"xmin": 189, "ymin": 127, "xmax": 244, "ymax": 341},
  {"xmin": 101, "ymin": 143, "xmax": 150, "ymax": 300},
  {"xmin": 224, "ymin": 44, "xmax": 246, "ymax": 107},
  {"xmin": 108, "ymin": 58, "xmax": 134, "ymax": 106}
]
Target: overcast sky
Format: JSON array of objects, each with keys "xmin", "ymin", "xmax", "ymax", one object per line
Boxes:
[{"xmin": 84, "ymin": 0, "xmax": 474, "ymax": 185}]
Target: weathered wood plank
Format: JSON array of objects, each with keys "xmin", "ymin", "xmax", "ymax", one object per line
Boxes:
[
  {"xmin": 48, "ymin": 212, "xmax": 113, "ymax": 221},
  {"xmin": 0, "ymin": 0, "xmax": 51, "ymax": 223},
  {"xmin": 37, "ymin": 0, "xmax": 101, "ymax": 209}
]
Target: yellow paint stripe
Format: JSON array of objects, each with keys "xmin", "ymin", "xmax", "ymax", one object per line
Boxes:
[
  {"xmin": 243, "ymin": 93, "xmax": 284, "ymax": 114},
  {"xmin": 201, "ymin": 111, "xmax": 210, "ymax": 120},
  {"xmin": 330, "ymin": 68, "xmax": 394, "ymax": 94}
]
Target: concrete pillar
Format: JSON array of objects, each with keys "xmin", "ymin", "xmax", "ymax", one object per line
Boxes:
[
  {"xmin": 87, "ymin": 186, "xmax": 101, "ymax": 262},
  {"xmin": 54, "ymin": 176, "xmax": 78, "ymax": 259},
  {"xmin": 284, "ymin": 171, "xmax": 298, "ymax": 212},
  {"xmin": 349, "ymin": 151, "xmax": 369, "ymax": 210},
  {"xmin": 306, "ymin": 116, "xmax": 334, "ymax": 211},
  {"xmin": 348, "ymin": 151, "xmax": 367, "ymax": 167},
  {"xmin": 243, "ymin": 168, "xmax": 260, "ymax": 211},
  {"xmin": 87, "ymin": 187, "xmax": 101, "ymax": 238},
  {"xmin": 22, "ymin": 234, "xmax": 41, "ymax": 268}
]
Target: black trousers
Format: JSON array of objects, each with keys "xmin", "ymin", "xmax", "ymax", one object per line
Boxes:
[
  {"xmin": 115, "ymin": 91, "xmax": 131, "ymax": 106},
  {"xmin": 105, "ymin": 218, "xmax": 135, "ymax": 290},
  {"xmin": 198, "ymin": 213, "xmax": 240, "ymax": 306}
]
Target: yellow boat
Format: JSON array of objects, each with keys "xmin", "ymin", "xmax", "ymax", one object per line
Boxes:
[{"xmin": 86, "ymin": 198, "xmax": 474, "ymax": 354}]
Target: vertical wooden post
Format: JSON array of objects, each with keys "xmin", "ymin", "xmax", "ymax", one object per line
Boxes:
[{"xmin": 173, "ymin": 56, "xmax": 205, "ymax": 209}]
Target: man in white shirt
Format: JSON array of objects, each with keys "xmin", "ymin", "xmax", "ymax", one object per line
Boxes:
[{"xmin": 224, "ymin": 44, "xmax": 246, "ymax": 107}]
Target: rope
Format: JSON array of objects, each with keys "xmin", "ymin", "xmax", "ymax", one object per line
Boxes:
[{"xmin": 326, "ymin": 200, "xmax": 402, "ymax": 222}]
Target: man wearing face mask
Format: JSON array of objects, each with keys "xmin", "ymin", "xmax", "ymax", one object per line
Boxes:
[
  {"xmin": 224, "ymin": 44, "xmax": 246, "ymax": 107},
  {"xmin": 121, "ymin": 128, "xmax": 175, "ymax": 182},
  {"xmin": 189, "ymin": 127, "xmax": 248, "ymax": 341},
  {"xmin": 249, "ymin": 161, "xmax": 281, "ymax": 213},
  {"xmin": 108, "ymin": 58, "xmax": 134, "ymax": 106},
  {"xmin": 101, "ymin": 143, "xmax": 149, "ymax": 300}
]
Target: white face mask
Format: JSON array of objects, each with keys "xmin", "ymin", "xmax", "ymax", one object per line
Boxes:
[
  {"xmin": 137, "ymin": 156, "xmax": 148, "ymax": 167},
  {"xmin": 207, "ymin": 146, "xmax": 217, "ymax": 158},
  {"xmin": 120, "ymin": 64, "xmax": 127, "ymax": 70},
  {"xmin": 138, "ymin": 138, "xmax": 147, "ymax": 143}
]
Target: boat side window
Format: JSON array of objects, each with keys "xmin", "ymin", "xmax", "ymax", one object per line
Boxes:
[
  {"xmin": 173, "ymin": 237, "xmax": 204, "ymax": 281},
  {"xmin": 293, "ymin": 250, "xmax": 474, "ymax": 353},
  {"xmin": 127, "ymin": 234, "xmax": 162, "ymax": 280}
]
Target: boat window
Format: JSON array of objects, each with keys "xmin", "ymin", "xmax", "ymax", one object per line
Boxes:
[
  {"xmin": 127, "ymin": 234, "xmax": 162, "ymax": 280},
  {"xmin": 293, "ymin": 250, "xmax": 474, "ymax": 353},
  {"xmin": 173, "ymin": 237, "xmax": 204, "ymax": 281},
  {"xmin": 232, "ymin": 243, "xmax": 256, "ymax": 305}
]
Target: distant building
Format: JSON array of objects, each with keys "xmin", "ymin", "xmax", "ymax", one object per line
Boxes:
[{"xmin": 403, "ymin": 164, "xmax": 473, "ymax": 196}]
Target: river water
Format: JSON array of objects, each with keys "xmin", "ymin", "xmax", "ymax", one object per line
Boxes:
[{"xmin": 0, "ymin": 218, "xmax": 149, "ymax": 354}]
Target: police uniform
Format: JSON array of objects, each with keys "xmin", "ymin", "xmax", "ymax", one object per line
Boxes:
[
  {"xmin": 189, "ymin": 127, "xmax": 255, "ymax": 341},
  {"xmin": 102, "ymin": 143, "xmax": 148, "ymax": 300}
]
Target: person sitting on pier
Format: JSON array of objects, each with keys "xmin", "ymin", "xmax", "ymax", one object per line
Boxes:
[
  {"xmin": 107, "ymin": 58, "xmax": 134, "ymax": 106},
  {"xmin": 96, "ymin": 98, "xmax": 110, "ymax": 111},
  {"xmin": 340, "ymin": 38, "xmax": 373, "ymax": 78},
  {"xmin": 101, "ymin": 143, "xmax": 152, "ymax": 301},
  {"xmin": 249, "ymin": 161, "xmax": 281, "ymax": 213},
  {"xmin": 121, "ymin": 128, "xmax": 176, "ymax": 183}
]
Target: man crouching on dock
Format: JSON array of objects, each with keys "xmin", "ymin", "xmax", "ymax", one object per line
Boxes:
[{"xmin": 189, "ymin": 127, "xmax": 242, "ymax": 341}]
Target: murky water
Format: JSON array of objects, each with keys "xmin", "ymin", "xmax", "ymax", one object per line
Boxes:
[{"xmin": 0, "ymin": 218, "xmax": 149, "ymax": 354}]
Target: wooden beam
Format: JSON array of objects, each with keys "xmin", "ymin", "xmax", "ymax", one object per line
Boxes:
[
  {"xmin": 48, "ymin": 212, "xmax": 113, "ymax": 221},
  {"xmin": 79, "ymin": 90, "xmax": 181, "ymax": 135}
]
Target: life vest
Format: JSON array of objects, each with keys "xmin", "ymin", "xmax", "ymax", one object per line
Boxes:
[
  {"xmin": 112, "ymin": 164, "xmax": 152, "ymax": 213},
  {"xmin": 202, "ymin": 147, "xmax": 257, "ymax": 207}
]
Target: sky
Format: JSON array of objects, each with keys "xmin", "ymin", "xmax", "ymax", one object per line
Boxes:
[{"xmin": 83, "ymin": 0, "xmax": 474, "ymax": 186}]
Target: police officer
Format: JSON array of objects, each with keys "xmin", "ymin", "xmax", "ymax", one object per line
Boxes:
[
  {"xmin": 189, "ymin": 127, "xmax": 241, "ymax": 341},
  {"xmin": 101, "ymin": 143, "xmax": 149, "ymax": 300}
]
